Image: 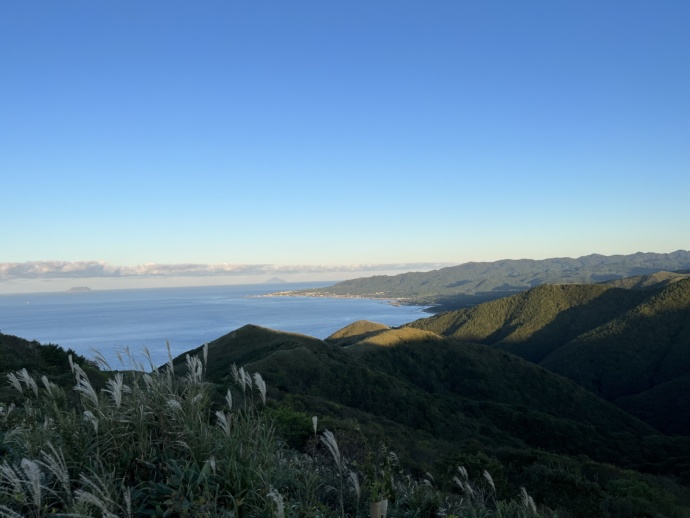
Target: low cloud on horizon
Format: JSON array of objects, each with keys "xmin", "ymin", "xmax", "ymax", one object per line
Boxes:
[{"xmin": 0, "ymin": 260, "xmax": 453, "ymax": 281}]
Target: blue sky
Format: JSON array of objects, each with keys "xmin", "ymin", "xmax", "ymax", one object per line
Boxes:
[{"xmin": 1, "ymin": 1, "xmax": 689, "ymax": 291}]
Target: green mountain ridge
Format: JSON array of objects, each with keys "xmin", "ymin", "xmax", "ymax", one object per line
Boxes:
[
  {"xmin": 174, "ymin": 323, "xmax": 690, "ymax": 472},
  {"xmin": 408, "ymin": 277, "xmax": 690, "ymax": 435},
  {"xmin": 288, "ymin": 250, "xmax": 690, "ymax": 308}
]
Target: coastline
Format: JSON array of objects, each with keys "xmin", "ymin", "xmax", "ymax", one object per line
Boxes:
[{"xmin": 255, "ymin": 289, "xmax": 436, "ymax": 310}]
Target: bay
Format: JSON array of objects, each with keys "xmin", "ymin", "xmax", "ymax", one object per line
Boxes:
[{"xmin": 0, "ymin": 282, "xmax": 430, "ymax": 368}]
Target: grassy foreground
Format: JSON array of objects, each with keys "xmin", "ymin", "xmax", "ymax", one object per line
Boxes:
[{"xmin": 0, "ymin": 346, "xmax": 544, "ymax": 517}]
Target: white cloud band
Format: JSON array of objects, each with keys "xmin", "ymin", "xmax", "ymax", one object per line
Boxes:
[{"xmin": 0, "ymin": 261, "xmax": 451, "ymax": 281}]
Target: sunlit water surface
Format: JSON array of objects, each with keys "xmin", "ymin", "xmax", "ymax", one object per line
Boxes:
[{"xmin": 0, "ymin": 282, "xmax": 431, "ymax": 367}]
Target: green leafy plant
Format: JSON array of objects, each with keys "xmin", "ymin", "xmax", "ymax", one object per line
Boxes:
[{"xmin": 361, "ymin": 442, "xmax": 397, "ymax": 502}]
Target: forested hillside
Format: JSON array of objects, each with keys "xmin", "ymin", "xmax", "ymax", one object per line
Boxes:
[
  {"xmin": 287, "ymin": 250, "xmax": 690, "ymax": 308},
  {"xmin": 408, "ymin": 277, "xmax": 690, "ymax": 435}
]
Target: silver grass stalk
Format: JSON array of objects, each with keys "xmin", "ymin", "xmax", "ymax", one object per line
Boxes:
[
  {"xmin": 196, "ymin": 354, "xmax": 204, "ymax": 382},
  {"xmin": 142, "ymin": 346, "xmax": 156, "ymax": 372},
  {"xmin": 0, "ymin": 462, "xmax": 24, "ymax": 501},
  {"xmin": 74, "ymin": 490, "xmax": 119, "ymax": 518},
  {"xmin": 72, "ymin": 361, "xmax": 86, "ymax": 380},
  {"xmin": 38, "ymin": 443, "xmax": 71, "ymax": 502},
  {"xmin": 131, "ymin": 351, "xmax": 146, "ymax": 372},
  {"xmin": 74, "ymin": 473, "xmax": 119, "ymax": 518},
  {"xmin": 83, "ymin": 410, "xmax": 99, "ymax": 433},
  {"xmin": 17, "ymin": 369, "xmax": 38, "ymax": 397},
  {"xmin": 3, "ymin": 426, "xmax": 28, "ymax": 454},
  {"xmin": 41, "ymin": 375, "xmax": 56, "ymax": 398},
  {"xmin": 225, "ymin": 388, "xmax": 233, "ymax": 411},
  {"xmin": 349, "ymin": 470, "xmax": 361, "ymax": 501},
  {"xmin": 389, "ymin": 450, "xmax": 399, "ymax": 467},
  {"xmin": 75, "ymin": 373, "xmax": 99, "ymax": 407},
  {"xmin": 483, "ymin": 469, "xmax": 495, "ymax": 492},
  {"xmin": 164, "ymin": 347, "xmax": 174, "ymax": 388},
  {"xmin": 185, "ymin": 354, "xmax": 204, "ymax": 385},
  {"xmin": 236, "ymin": 366, "xmax": 247, "ymax": 392},
  {"xmin": 0, "ymin": 504, "xmax": 24, "ymax": 518},
  {"xmin": 216, "ymin": 410, "xmax": 232, "ymax": 437},
  {"xmin": 20, "ymin": 459, "xmax": 42, "ymax": 510},
  {"xmin": 253, "ymin": 372, "xmax": 267, "ymax": 405},
  {"xmin": 166, "ymin": 340, "xmax": 174, "ymax": 374},
  {"xmin": 104, "ymin": 373, "xmax": 129, "ymax": 408},
  {"xmin": 520, "ymin": 487, "xmax": 537, "ymax": 513},
  {"xmin": 68, "ymin": 354, "xmax": 74, "ymax": 374},
  {"xmin": 452, "ymin": 475, "xmax": 476, "ymax": 499},
  {"xmin": 93, "ymin": 350, "xmax": 112, "ymax": 371},
  {"xmin": 320, "ymin": 431, "xmax": 347, "ymax": 518},
  {"xmin": 238, "ymin": 367, "xmax": 251, "ymax": 393},
  {"xmin": 312, "ymin": 416, "xmax": 318, "ymax": 433},
  {"xmin": 320, "ymin": 430, "xmax": 344, "ymax": 473},
  {"xmin": 6, "ymin": 373, "xmax": 22, "ymax": 394},
  {"xmin": 203, "ymin": 343, "xmax": 208, "ymax": 372},
  {"xmin": 123, "ymin": 487, "xmax": 132, "ymax": 518},
  {"xmin": 457, "ymin": 465, "xmax": 468, "ymax": 481}
]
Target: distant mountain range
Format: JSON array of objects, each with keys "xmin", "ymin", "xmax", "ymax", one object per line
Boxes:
[{"xmin": 287, "ymin": 250, "xmax": 690, "ymax": 309}]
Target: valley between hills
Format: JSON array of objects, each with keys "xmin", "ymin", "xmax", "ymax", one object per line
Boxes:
[{"xmin": 2, "ymin": 251, "xmax": 690, "ymax": 516}]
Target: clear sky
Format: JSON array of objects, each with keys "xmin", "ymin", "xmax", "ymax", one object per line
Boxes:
[{"xmin": 1, "ymin": 1, "xmax": 689, "ymax": 292}]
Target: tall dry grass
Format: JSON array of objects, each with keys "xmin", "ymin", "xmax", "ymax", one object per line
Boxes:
[{"xmin": 0, "ymin": 346, "xmax": 546, "ymax": 517}]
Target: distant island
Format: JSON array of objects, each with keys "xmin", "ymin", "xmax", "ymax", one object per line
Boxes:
[
  {"xmin": 263, "ymin": 277, "xmax": 287, "ymax": 284},
  {"xmin": 67, "ymin": 286, "xmax": 92, "ymax": 292}
]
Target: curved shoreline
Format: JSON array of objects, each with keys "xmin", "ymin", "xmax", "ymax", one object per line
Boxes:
[{"xmin": 254, "ymin": 290, "xmax": 434, "ymax": 309}]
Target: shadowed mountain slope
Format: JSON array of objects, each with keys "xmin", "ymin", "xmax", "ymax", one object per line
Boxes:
[
  {"xmin": 174, "ymin": 324, "xmax": 690, "ymax": 476},
  {"xmin": 601, "ymin": 270, "xmax": 690, "ymax": 290},
  {"xmin": 288, "ymin": 251, "xmax": 690, "ymax": 307},
  {"xmin": 408, "ymin": 278, "xmax": 690, "ymax": 435},
  {"xmin": 0, "ymin": 332, "xmax": 104, "ymax": 399}
]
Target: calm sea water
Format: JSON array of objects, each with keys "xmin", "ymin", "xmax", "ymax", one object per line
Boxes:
[{"xmin": 0, "ymin": 282, "xmax": 430, "ymax": 367}]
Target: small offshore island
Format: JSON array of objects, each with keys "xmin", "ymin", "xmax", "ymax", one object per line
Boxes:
[{"xmin": 67, "ymin": 286, "xmax": 92, "ymax": 292}]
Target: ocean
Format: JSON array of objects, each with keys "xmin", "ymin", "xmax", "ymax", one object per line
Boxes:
[{"xmin": 0, "ymin": 282, "xmax": 431, "ymax": 368}]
